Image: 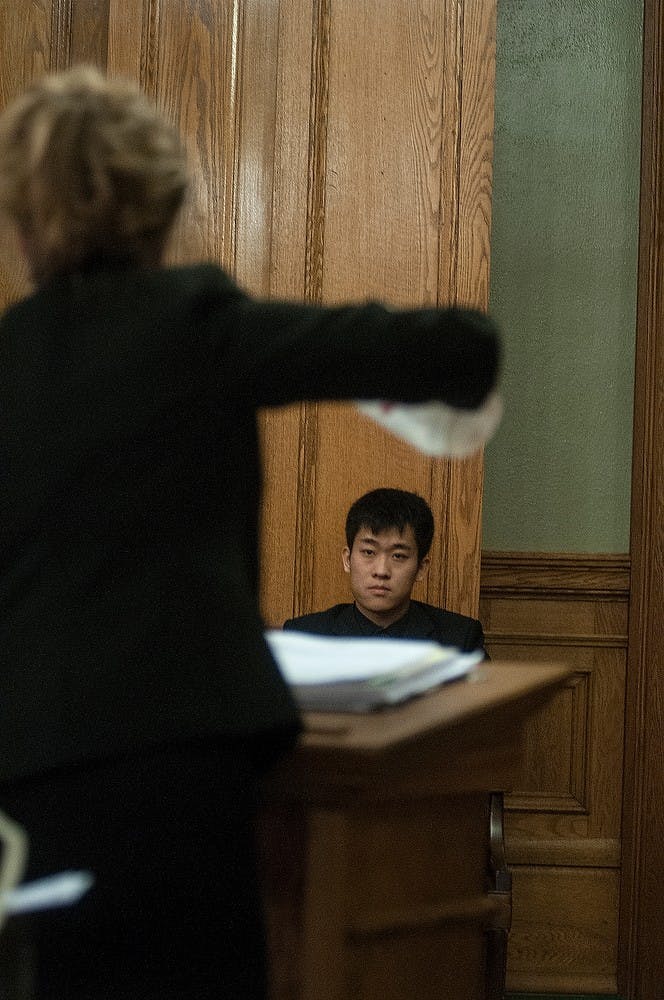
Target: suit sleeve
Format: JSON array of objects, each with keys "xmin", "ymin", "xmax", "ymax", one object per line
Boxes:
[
  {"xmin": 209, "ymin": 291, "xmax": 500, "ymax": 412},
  {"xmin": 468, "ymin": 618, "xmax": 490, "ymax": 660}
]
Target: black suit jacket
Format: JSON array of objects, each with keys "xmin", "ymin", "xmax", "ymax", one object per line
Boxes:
[
  {"xmin": 284, "ymin": 601, "xmax": 487, "ymax": 656},
  {"xmin": 0, "ymin": 261, "xmax": 498, "ymax": 783}
]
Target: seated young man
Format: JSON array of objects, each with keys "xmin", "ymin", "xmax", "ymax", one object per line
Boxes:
[{"xmin": 283, "ymin": 487, "xmax": 488, "ymax": 656}]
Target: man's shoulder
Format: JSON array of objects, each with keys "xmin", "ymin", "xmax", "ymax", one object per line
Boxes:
[
  {"xmin": 411, "ymin": 600, "xmax": 479, "ymax": 627},
  {"xmin": 408, "ymin": 601, "xmax": 485, "ymax": 650},
  {"xmin": 283, "ymin": 604, "xmax": 354, "ymax": 636}
]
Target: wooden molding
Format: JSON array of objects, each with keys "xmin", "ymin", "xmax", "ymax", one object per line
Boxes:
[
  {"xmin": 304, "ymin": 0, "xmax": 330, "ymax": 306},
  {"xmin": 506, "ymin": 836, "xmax": 621, "ymax": 868},
  {"xmin": 481, "ymin": 551, "xmax": 630, "ymax": 598},
  {"xmin": 619, "ymin": 0, "xmax": 664, "ymax": 995},
  {"xmin": 487, "ymin": 633, "xmax": 627, "ymax": 647},
  {"xmin": 50, "ymin": 0, "xmax": 72, "ymax": 71}
]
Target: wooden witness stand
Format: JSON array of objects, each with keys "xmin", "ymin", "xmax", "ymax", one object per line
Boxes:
[{"xmin": 260, "ymin": 662, "xmax": 572, "ymax": 1000}]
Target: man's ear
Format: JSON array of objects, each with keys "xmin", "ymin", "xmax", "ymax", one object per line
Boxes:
[
  {"xmin": 342, "ymin": 546, "xmax": 351, "ymax": 573},
  {"xmin": 415, "ymin": 555, "xmax": 431, "ymax": 583}
]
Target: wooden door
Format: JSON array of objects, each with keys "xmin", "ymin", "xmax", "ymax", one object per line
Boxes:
[{"xmin": 0, "ymin": 0, "xmax": 496, "ymax": 629}]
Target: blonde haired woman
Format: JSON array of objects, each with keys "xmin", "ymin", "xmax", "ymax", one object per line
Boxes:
[{"xmin": 0, "ymin": 66, "xmax": 500, "ymax": 998}]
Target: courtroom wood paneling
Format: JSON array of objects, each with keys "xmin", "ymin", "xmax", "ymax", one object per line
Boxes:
[
  {"xmin": 259, "ymin": 0, "xmax": 498, "ymax": 626},
  {"xmin": 480, "ymin": 551, "xmax": 628, "ymax": 994},
  {"xmin": 3, "ymin": 5, "xmax": 660, "ymax": 995},
  {"xmin": 0, "ymin": 1, "xmax": 496, "ymax": 632}
]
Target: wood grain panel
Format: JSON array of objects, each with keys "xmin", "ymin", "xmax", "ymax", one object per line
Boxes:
[
  {"xmin": 480, "ymin": 551, "xmax": 627, "ymax": 993},
  {"xmin": 156, "ymin": 0, "xmax": 241, "ymax": 267},
  {"xmin": 439, "ymin": 0, "xmax": 496, "ymax": 616},
  {"xmin": 508, "ymin": 866, "xmax": 619, "ymax": 994},
  {"xmin": 256, "ymin": 0, "xmax": 314, "ymax": 627},
  {"xmin": 268, "ymin": 0, "xmax": 314, "ymax": 301},
  {"xmin": 438, "ymin": 0, "xmax": 496, "ymax": 615},
  {"xmin": 107, "ymin": 0, "xmax": 148, "ymax": 82},
  {"xmin": 234, "ymin": 0, "xmax": 279, "ymax": 296},
  {"xmin": 456, "ymin": 0, "xmax": 495, "ymax": 310},
  {"xmin": 290, "ymin": 0, "xmax": 495, "ymax": 620},
  {"xmin": 323, "ymin": 1, "xmax": 445, "ymax": 308},
  {"xmin": 50, "ymin": 0, "xmax": 72, "ymax": 72},
  {"xmin": 231, "ymin": 0, "xmax": 304, "ymax": 628},
  {"xmin": 70, "ymin": 0, "xmax": 109, "ymax": 68},
  {"xmin": 317, "ymin": 0, "xmax": 450, "ymax": 570},
  {"xmin": 0, "ymin": 1, "xmax": 53, "ymax": 307}
]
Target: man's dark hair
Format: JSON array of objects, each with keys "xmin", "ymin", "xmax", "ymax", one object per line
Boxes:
[{"xmin": 345, "ymin": 488, "xmax": 435, "ymax": 560}]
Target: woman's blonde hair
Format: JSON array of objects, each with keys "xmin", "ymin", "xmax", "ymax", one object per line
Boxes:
[{"xmin": 0, "ymin": 65, "xmax": 188, "ymax": 282}]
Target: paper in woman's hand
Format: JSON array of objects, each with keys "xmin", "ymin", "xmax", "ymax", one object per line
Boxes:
[
  {"xmin": 356, "ymin": 390, "xmax": 502, "ymax": 458},
  {"xmin": 0, "ymin": 809, "xmax": 28, "ymax": 931}
]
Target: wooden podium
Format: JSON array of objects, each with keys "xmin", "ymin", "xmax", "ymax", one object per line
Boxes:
[{"xmin": 260, "ymin": 661, "xmax": 572, "ymax": 1000}]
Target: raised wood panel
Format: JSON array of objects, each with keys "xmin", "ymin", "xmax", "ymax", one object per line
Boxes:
[
  {"xmin": 506, "ymin": 670, "xmax": 590, "ymax": 814},
  {"xmin": 479, "ymin": 552, "xmax": 627, "ymax": 994},
  {"xmin": 508, "ymin": 866, "xmax": 619, "ymax": 994}
]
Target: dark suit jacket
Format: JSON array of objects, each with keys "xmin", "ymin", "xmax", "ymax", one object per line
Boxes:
[
  {"xmin": 284, "ymin": 601, "xmax": 487, "ymax": 656},
  {"xmin": 0, "ymin": 261, "xmax": 498, "ymax": 783}
]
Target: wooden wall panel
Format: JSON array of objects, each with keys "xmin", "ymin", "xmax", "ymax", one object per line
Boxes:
[
  {"xmin": 480, "ymin": 551, "xmax": 629, "ymax": 993},
  {"xmin": 70, "ymin": 0, "xmax": 109, "ymax": 68},
  {"xmin": 269, "ymin": 0, "xmax": 497, "ymax": 624},
  {"xmin": 509, "ymin": 866, "xmax": 619, "ymax": 995},
  {"xmin": 1, "ymin": 0, "xmax": 496, "ymax": 630},
  {"xmin": 157, "ymin": 1, "xmax": 241, "ymax": 267},
  {"xmin": 0, "ymin": 1, "xmax": 53, "ymax": 306},
  {"xmin": 307, "ymin": 0, "xmax": 454, "ymax": 612}
]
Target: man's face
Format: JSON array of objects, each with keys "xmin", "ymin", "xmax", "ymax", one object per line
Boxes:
[{"xmin": 342, "ymin": 524, "xmax": 430, "ymax": 626}]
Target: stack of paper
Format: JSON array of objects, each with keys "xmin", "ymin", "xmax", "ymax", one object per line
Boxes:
[{"xmin": 265, "ymin": 630, "xmax": 482, "ymax": 712}]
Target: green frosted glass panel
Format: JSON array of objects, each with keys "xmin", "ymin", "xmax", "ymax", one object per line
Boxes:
[{"xmin": 483, "ymin": 0, "xmax": 642, "ymax": 552}]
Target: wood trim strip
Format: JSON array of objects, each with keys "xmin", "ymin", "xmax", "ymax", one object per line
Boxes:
[
  {"xmin": 481, "ymin": 551, "xmax": 630, "ymax": 597},
  {"xmin": 507, "ymin": 792, "xmax": 587, "ymax": 814},
  {"xmin": 293, "ymin": 0, "xmax": 330, "ymax": 617},
  {"xmin": 619, "ymin": 0, "xmax": 664, "ymax": 994},
  {"xmin": 304, "ymin": 0, "xmax": 330, "ymax": 306},
  {"xmin": 140, "ymin": 0, "xmax": 161, "ymax": 97},
  {"xmin": 487, "ymin": 633, "xmax": 628, "ymax": 648},
  {"xmin": 349, "ymin": 897, "xmax": 498, "ymax": 940},
  {"xmin": 512, "ymin": 973, "xmax": 616, "ymax": 995},
  {"xmin": 506, "ymin": 837, "xmax": 621, "ymax": 868},
  {"xmin": 50, "ymin": 0, "xmax": 72, "ymax": 71}
]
